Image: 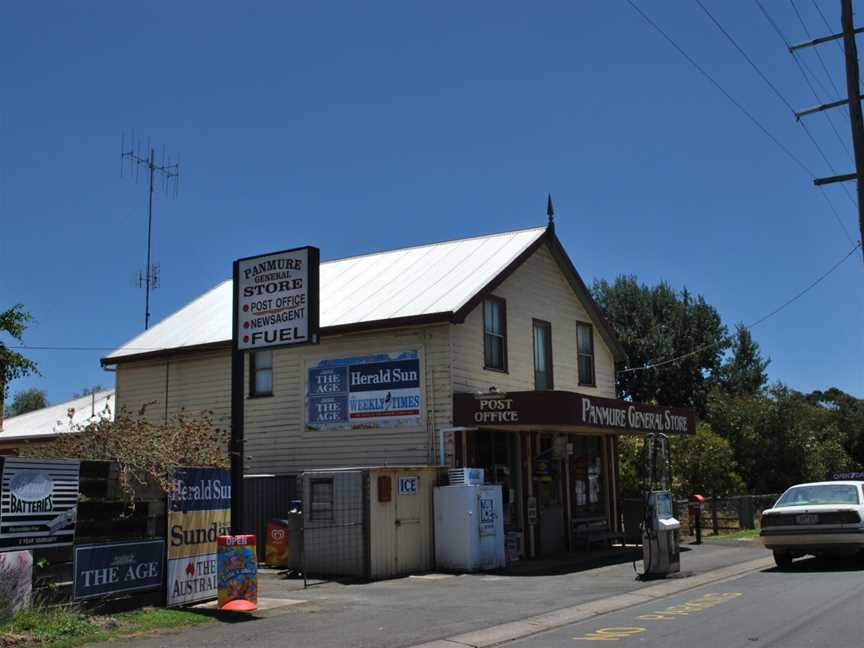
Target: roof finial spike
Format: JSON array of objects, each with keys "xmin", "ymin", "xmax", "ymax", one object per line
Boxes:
[{"xmin": 546, "ymin": 193, "xmax": 554, "ymax": 226}]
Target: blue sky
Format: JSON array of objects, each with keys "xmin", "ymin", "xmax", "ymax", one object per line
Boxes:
[{"xmin": 1, "ymin": 1, "xmax": 862, "ymax": 405}]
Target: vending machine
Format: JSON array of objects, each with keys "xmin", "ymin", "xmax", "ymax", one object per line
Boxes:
[{"xmin": 434, "ymin": 481, "xmax": 506, "ymax": 571}]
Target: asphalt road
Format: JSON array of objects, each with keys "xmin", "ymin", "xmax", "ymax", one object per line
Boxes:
[{"xmin": 506, "ymin": 555, "xmax": 864, "ymax": 648}]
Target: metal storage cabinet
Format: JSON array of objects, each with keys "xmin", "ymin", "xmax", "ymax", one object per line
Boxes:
[
  {"xmin": 301, "ymin": 466, "xmax": 443, "ymax": 580},
  {"xmin": 302, "ymin": 469, "xmax": 367, "ymax": 579}
]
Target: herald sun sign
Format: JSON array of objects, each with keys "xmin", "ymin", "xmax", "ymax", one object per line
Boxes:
[{"xmin": 234, "ymin": 247, "xmax": 320, "ymax": 351}]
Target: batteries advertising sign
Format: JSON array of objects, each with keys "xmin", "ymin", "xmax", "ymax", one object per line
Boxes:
[
  {"xmin": 234, "ymin": 246, "xmax": 320, "ymax": 351},
  {"xmin": 0, "ymin": 458, "xmax": 80, "ymax": 552},
  {"xmin": 166, "ymin": 468, "xmax": 231, "ymax": 607},
  {"xmin": 306, "ymin": 351, "xmax": 422, "ymax": 430}
]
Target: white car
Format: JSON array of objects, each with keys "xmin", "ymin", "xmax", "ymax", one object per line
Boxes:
[{"xmin": 760, "ymin": 481, "xmax": 864, "ymax": 568}]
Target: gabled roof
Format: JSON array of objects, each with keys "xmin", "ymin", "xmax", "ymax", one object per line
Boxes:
[
  {"xmin": 0, "ymin": 389, "xmax": 114, "ymax": 443},
  {"xmin": 102, "ymin": 225, "xmax": 626, "ymax": 364}
]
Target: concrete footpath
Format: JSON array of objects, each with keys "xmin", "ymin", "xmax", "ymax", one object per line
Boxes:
[{"xmin": 97, "ymin": 540, "xmax": 770, "ymax": 648}]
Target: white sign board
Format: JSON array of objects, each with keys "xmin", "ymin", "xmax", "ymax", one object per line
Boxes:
[
  {"xmin": 0, "ymin": 458, "xmax": 80, "ymax": 552},
  {"xmin": 234, "ymin": 246, "xmax": 319, "ymax": 351},
  {"xmin": 398, "ymin": 476, "xmax": 418, "ymax": 495}
]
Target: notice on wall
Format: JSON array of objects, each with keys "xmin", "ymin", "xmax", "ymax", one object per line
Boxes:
[
  {"xmin": 306, "ymin": 351, "xmax": 422, "ymax": 430},
  {"xmin": 0, "ymin": 458, "xmax": 80, "ymax": 552},
  {"xmin": 166, "ymin": 467, "xmax": 231, "ymax": 607},
  {"xmin": 234, "ymin": 246, "xmax": 320, "ymax": 351},
  {"xmin": 0, "ymin": 551, "xmax": 32, "ymax": 620},
  {"xmin": 73, "ymin": 539, "xmax": 164, "ymax": 601}
]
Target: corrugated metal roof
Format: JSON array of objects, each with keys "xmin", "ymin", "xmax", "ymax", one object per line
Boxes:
[
  {"xmin": 0, "ymin": 389, "xmax": 115, "ymax": 442},
  {"xmin": 104, "ymin": 227, "xmax": 547, "ymax": 361}
]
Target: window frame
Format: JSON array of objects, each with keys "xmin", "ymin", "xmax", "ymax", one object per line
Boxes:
[
  {"xmin": 249, "ymin": 349, "xmax": 274, "ymax": 398},
  {"xmin": 576, "ymin": 320, "xmax": 597, "ymax": 387},
  {"xmin": 532, "ymin": 318, "xmax": 554, "ymax": 391},
  {"xmin": 309, "ymin": 478, "xmax": 335, "ymax": 521},
  {"xmin": 482, "ymin": 296, "xmax": 508, "ymax": 373}
]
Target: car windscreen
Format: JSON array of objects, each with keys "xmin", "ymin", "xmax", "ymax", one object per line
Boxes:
[{"xmin": 775, "ymin": 484, "xmax": 860, "ymax": 507}]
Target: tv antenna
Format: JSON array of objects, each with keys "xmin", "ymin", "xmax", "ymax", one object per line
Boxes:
[{"xmin": 121, "ymin": 132, "xmax": 180, "ymax": 330}]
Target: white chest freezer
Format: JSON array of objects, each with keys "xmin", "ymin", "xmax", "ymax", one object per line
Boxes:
[{"xmin": 433, "ymin": 484, "xmax": 506, "ymax": 571}]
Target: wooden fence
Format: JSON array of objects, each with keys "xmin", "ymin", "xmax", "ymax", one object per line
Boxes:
[
  {"xmin": 621, "ymin": 494, "xmax": 780, "ymax": 542},
  {"xmin": 33, "ymin": 460, "xmax": 167, "ymax": 610}
]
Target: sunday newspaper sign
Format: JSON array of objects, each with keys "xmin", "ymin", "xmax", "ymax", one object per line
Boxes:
[{"xmin": 234, "ymin": 246, "xmax": 320, "ymax": 351}]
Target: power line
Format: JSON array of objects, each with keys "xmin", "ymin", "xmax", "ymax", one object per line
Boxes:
[
  {"xmin": 629, "ymin": 0, "xmax": 857, "ymax": 244},
  {"xmin": 755, "ymin": 0, "xmax": 858, "ymax": 215},
  {"xmin": 627, "ymin": 0, "xmax": 814, "ymax": 177},
  {"xmin": 695, "ymin": 0, "xmax": 853, "ymax": 180},
  {"xmin": 791, "ymin": 0, "xmax": 845, "ymax": 99},
  {"xmin": 617, "ymin": 240, "xmax": 862, "ymax": 375},
  {"xmin": 811, "ymin": 0, "xmax": 845, "ymax": 57},
  {"xmin": 696, "ymin": 0, "xmax": 856, "ymax": 242},
  {"xmin": 789, "ymin": 0, "xmax": 855, "ymax": 164}
]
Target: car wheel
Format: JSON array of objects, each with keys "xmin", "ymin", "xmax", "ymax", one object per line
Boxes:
[{"xmin": 773, "ymin": 551, "xmax": 793, "ymax": 569}]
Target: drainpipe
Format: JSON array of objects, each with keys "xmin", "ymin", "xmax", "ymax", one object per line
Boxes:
[{"xmin": 437, "ymin": 427, "xmax": 476, "ymax": 466}]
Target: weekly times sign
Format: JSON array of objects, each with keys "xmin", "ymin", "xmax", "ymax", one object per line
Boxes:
[
  {"xmin": 166, "ymin": 467, "xmax": 231, "ymax": 607},
  {"xmin": 306, "ymin": 351, "xmax": 422, "ymax": 430},
  {"xmin": 0, "ymin": 458, "xmax": 80, "ymax": 552}
]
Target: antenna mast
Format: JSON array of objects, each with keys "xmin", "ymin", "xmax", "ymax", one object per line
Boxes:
[{"xmin": 121, "ymin": 134, "xmax": 180, "ymax": 329}]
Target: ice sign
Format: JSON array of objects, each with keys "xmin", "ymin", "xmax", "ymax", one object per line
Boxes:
[{"xmin": 398, "ymin": 476, "xmax": 418, "ymax": 495}]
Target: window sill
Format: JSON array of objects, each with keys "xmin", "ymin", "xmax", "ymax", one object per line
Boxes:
[
  {"xmin": 248, "ymin": 393, "xmax": 274, "ymax": 399},
  {"xmin": 578, "ymin": 382, "xmax": 597, "ymax": 388},
  {"xmin": 483, "ymin": 366, "xmax": 509, "ymax": 374}
]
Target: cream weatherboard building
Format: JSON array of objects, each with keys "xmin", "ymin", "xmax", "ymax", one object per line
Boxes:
[{"xmin": 102, "ymin": 222, "xmax": 693, "ymax": 560}]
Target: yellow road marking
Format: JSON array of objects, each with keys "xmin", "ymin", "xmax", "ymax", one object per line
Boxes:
[
  {"xmin": 571, "ymin": 593, "xmax": 743, "ymax": 641},
  {"xmin": 573, "ymin": 627, "xmax": 646, "ymax": 641},
  {"xmin": 637, "ymin": 592, "xmax": 742, "ymax": 621}
]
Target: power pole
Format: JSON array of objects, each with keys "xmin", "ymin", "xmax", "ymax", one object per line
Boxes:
[
  {"xmin": 841, "ymin": 0, "xmax": 864, "ymax": 260},
  {"xmin": 122, "ymin": 136, "xmax": 180, "ymax": 329},
  {"xmin": 792, "ymin": 2, "xmax": 864, "ymax": 260}
]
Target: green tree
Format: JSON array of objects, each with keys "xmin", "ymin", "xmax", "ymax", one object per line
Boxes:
[
  {"xmin": 4, "ymin": 388, "xmax": 48, "ymax": 418},
  {"xmin": 717, "ymin": 324, "xmax": 769, "ymax": 397},
  {"xmin": 592, "ymin": 276, "xmax": 728, "ymax": 415},
  {"xmin": 707, "ymin": 384, "xmax": 860, "ymax": 493},
  {"xmin": 670, "ymin": 424, "xmax": 745, "ymax": 497},
  {"xmin": 616, "ymin": 425, "xmax": 744, "ymax": 499},
  {"xmin": 0, "ymin": 304, "xmax": 38, "ymax": 417}
]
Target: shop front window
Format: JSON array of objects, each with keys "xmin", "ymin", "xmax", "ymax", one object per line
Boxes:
[
  {"xmin": 471, "ymin": 430, "xmax": 520, "ymax": 529},
  {"xmin": 571, "ymin": 436, "xmax": 605, "ymax": 517}
]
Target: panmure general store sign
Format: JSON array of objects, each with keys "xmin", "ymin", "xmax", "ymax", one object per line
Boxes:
[{"xmin": 454, "ymin": 391, "xmax": 695, "ymax": 435}]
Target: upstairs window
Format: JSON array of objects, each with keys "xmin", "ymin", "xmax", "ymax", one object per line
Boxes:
[
  {"xmin": 250, "ymin": 350, "xmax": 273, "ymax": 397},
  {"xmin": 483, "ymin": 297, "xmax": 508, "ymax": 371},
  {"xmin": 533, "ymin": 319, "xmax": 553, "ymax": 390},
  {"xmin": 576, "ymin": 322, "xmax": 596, "ymax": 386}
]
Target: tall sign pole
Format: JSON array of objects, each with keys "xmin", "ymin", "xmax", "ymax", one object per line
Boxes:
[{"xmin": 230, "ymin": 246, "xmax": 320, "ymax": 533}]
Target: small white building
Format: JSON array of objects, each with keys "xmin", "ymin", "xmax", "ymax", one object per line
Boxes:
[{"xmin": 0, "ymin": 390, "xmax": 114, "ymax": 454}]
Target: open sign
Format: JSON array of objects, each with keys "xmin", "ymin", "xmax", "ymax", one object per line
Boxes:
[{"xmin": 398, "ymin": 476, "xmax": 418, "ymax": 495}]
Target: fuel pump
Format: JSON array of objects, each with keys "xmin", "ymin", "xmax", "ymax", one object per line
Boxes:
[{"xmin": 639, "ymin": 432, "xmax": 681, "ymax": 577}]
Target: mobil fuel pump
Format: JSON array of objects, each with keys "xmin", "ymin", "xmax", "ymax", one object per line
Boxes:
[{"xmin": 639, "ymin": 432, "xmax": 681, "ymax": 578}]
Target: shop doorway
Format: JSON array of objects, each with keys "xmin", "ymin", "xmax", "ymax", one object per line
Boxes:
[{"xmin": 535, "ymin": 433, "xmax": 566, "ymax": 556}]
